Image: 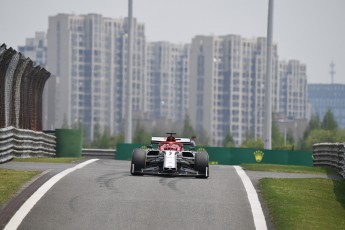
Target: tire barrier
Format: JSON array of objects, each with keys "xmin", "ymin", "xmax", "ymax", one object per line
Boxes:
[
  {"xmin": 0, "ymin": 126, "xmax": 56, "ymax": 163},
  {"xmin": 0, "ymin": 44, "xmax": 55, "ymax": 163},
  {"xmin": 313, "ymin": 143, "xmax": 345, "ymax": 178}
]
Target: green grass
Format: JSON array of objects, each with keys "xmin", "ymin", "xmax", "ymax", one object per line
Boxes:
[
  {"xmin": 13, "ymin": 157, "xmax": 83, "ymax": 163},
  {"xmin": 241, "ymin": 163, "xmax": 337, "ymax": 175},
  {"xmin": 0, "ymin": 169, "xmax": 40, "ymax": 206},
  {"xmin": 259, "ymin": 178, "xmax": 345, "ymax": 230},
  {"xmin": 1, "ymin": 157, "xmax": 82, "ymax": 206},
  {"xmin": 246, "ymin": 164, "xmax": 345, "ymax": 229}
]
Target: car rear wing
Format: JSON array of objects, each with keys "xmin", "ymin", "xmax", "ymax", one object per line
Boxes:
[{"xmin": 151, "ymin": 137, "xmax": 192, "ymax": 145}]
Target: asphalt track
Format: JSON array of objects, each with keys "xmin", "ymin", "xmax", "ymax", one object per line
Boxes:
[{"xmin": 0, "ymin": 159, "xmax": 330, "ymax": 230}]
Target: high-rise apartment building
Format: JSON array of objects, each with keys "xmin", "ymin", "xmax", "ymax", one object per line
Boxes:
[
  {"xmin": 279, "ymin": 60, "xmax": 307, "ymax": 119},
  {"xmin": 189, "ymin": 35, "xmax": 280, "ymax": 146},
  {"xmin": 47, "ymin": 14, "xmax": 146, "ymax": 140},
  {"xmin": 18, "ymin": 32, "xmax": 47, "ymax": 66},
  {"xmin": 146, "ymin": 42, "xmax": 190, "ymax": 122},
  {"xmin": 308, "ymin": 83, "xmax": 345, "ymax": 128},
  {"xmin": 19, "ymin": 13, "xmax": 309, "ymax": 146}
]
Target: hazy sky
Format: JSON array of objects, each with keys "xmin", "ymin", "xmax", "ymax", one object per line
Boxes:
[{"xmin": 1, "ymin": 0, "xmax": 344, "ymax": 84}]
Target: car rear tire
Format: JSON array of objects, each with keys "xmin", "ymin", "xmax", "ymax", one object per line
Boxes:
[
  {"xmin": 130, "ymin": 149, "xmax": 146, "ymax": 175},
  {"xmin": 195, "ymin": 151, "xmax": 209, "ymax": 178}
]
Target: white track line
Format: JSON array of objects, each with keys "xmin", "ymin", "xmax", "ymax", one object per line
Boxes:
[
  {"xmin": 4, "ymin": 159, "xmax": 99, "ymax": 230},
  {"xmin": 234, "ymin": 166, "xmax": 267, "ymax": 230}
]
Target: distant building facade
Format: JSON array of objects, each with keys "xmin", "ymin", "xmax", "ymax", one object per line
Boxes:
[
  {"xmin": 146, "ymin": 42, "xmax": 190, "ymax": 122},
  {"xmin": 47, "ymin": 14, "xmax": 146, "ymax": 140},
  {"xmin": 18, "ymin": 14, "xmax": 309, "ymax": 146},
  {"xmin": 189, "ymin": 35, "xmax": 281, "ymax": 146},
  {"xmin": 279, "ymin": 60, "xmax": 308, "ymax": 119},
  {"xmin": 18, "ymin": 32, "xmax": 47, "ymax": 66},
  {"xmin": 308, "ymin": 83, "xmax": 345, "ymax": 128}
]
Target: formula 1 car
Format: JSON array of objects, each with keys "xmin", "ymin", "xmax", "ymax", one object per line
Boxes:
[{"xmin": 130, "ymin": 133, "xmax": 209, "ymax": 178}]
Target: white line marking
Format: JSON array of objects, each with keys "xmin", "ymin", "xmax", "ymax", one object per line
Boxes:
[
  {"xmin": 4, "ymin": 159, "xmax": 99, "ymax": 230},
  {"xmin": 234, "ymin": 166, "xmax": 267, "ymax": 230}
]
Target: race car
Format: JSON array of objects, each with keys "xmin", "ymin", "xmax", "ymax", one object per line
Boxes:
[{"xmin": 130, "ymin": 133, "xmax": 209, "ymax": 178}]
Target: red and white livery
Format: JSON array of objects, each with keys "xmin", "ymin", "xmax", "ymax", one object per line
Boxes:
[{"xmin": 130, "ymin": 133, "xmax": 209, "ymax": 178}]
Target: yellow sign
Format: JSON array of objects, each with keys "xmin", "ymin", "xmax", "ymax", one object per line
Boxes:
[{"xmin": 253, "ymin": 150, "xmax": 264, "ymax": 163}]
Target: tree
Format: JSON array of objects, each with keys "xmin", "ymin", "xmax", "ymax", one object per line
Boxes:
[
  {"xmin": 223, "ymin": 133, "xmax": 234, "ymax": 147},
  {"xmin": 61, "ymin": 113, "xmax": 69, "ymax": 128},
  {"xmin": 91, "ymin": 123, "xmax": 104, "ymax": 148},
  {"xmin": 310, "ymin": 114, "xmax": 321, "ymax": 130},
  {"xmin": 303, "ymin": 129, "xmax": 334, "ymax": 150},
  {"xmin": 182, "ymin": 113, "xmax": 195, "ymax": 138},
  {"xmin": 300, "ymin": 111, "xmax": 339, "ymax": 150},
  {"xmin": 98, "ymin": 128, "xmax": 112, "ymax": 149},
  {"xmin": 321, "ymin": 109, "xmax": 338, "ymax": 131},
  {"xmin": 286, "ymin": 128, "xmax": 295, "ymax": 145},
  {"xmin": 195, "ymin": 128, "xmax": 209, "ymax": 146},
  {"xmin": 299, "ymin": 114, "xmax": 321, "ymax": 150},
  {"xmin": 114, "ymin": 134, "xmax": 124, "ymax": 145},
  {"xmin": 240, "ymin": 138, "xmax": 264, "ymax": 149},
  {"xmin": 93, "ymin": 123, "xmax": 102, "ymax": 144},
  {"xmin": 71, "ymin": 118, "xmax": 83, "ymax": 129},
  {"xmin": 133, "ymin": 121, "xmax": 151, "ymax": 144},
  {"xmin": 271, "ymin": 119, "xmax": 284, "ymax": 149}
]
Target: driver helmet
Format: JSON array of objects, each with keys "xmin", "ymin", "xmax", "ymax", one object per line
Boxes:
[{"xmin": 166, "ymin": 136, "xmax": 175, "ymax": 142}]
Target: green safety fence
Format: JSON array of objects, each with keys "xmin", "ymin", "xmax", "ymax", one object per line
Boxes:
[
  {"xmin": 204, "ymin": 146, "xmax": 312, "ymax": 166},
  {"xmin": 55, "ymin": 129, "xmax": 82, "ymax": 157},
  {"xmin": 116, "ymin": 144, "xmax": 313, "ymax": 166},
  {"xmin": 116, "ymin": 143, "xmax": 144, "ymax": 161}
]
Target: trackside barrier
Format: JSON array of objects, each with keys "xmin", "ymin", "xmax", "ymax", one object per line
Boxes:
[
  {"xmin": 116, "ymin": 144, "xmax": 144, "ymax": 160},
  {"xmin": 55, "ymin": 129, "xmax": 82, "ymax": 157},
  {"xmin": 313, "ymin": 143, "xmax": 345, "ymax": 178},
  {"xmin": 0, "ymin": 126, "xmax": 56, "ymax": 163},
  {"xmin": 82, "ymin": 149, "xmax": 116, "ymax": 159},
  {"xmin": 116, "ymin": 144, "xmax": 313, "ymax": 166},
  {"xmin": 0, "ymin": 44, "xmax": 52, "ymax": 163}
]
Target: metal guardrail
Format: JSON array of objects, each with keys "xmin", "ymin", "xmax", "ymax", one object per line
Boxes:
[
  {"xmin": 82, "ymin": 148, "xmax": 116, "ymax": 159},
  {"xmin": 313, "ymin": 143, "xmax": 345, "ymax": 178}
]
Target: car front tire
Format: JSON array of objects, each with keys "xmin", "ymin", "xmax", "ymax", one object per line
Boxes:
[
  {"xmin": 194, "ymin": 151, "xmax": 209, "ymax": 178},
  {"xmin": 130, "ymin": 149, "xmax": 146, "ymax": 175}
]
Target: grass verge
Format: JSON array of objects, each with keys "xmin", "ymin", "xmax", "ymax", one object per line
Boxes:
[
  {"xmin": 1, "ymin": 157, "xmax": 82, "ymax": 206},
  {"xmin": 241, "ymin": 163, "xmax": 337, "ymax": 175},
  {"xmin": 13, "ymin": 157, "xmax": 83, "ymax": 164},
  {"xmin": 0, "ymin": 169, "xmax": 40, "ymax": 206},
  {"xmin": 259, "ymin": 178, "xmax": 345, "ymax": 230}
]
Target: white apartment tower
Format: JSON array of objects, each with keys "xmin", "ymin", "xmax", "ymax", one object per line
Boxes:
[
  {"xmin": 20, "ymin": 19, "xmax": 307, "ymax": 146},
  {"xmin": 47, "ymin": 14, "xmax": 146, "ymax": 141},
  {"xmin": 189, "ymin": 35, "xmax": 279, "ymax": 146},
  {"xmin": 146, "ymin": 42, "xmax": 190, "ymax": 122},
  {"xmin": 279, "ymin": 60, "xmax": 307, "ymax": 119},
  {"xmin": 18, "ymin": 32, "xmax": 47, "ymax": 66}
]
